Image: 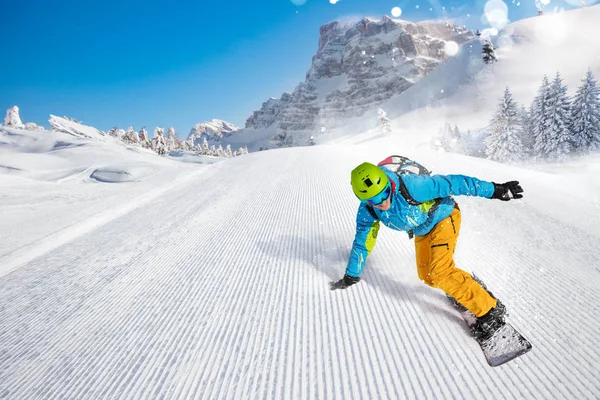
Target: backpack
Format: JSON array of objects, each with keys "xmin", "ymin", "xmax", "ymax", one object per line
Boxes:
[{"xmin": 366, "ymin": 155, "xmax": 440, "ymax": 239}]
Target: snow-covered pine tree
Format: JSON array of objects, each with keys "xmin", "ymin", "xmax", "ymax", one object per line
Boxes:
[
  {"xmin": 4, "ymin": 106, "xmax": 24, "ymax": 128},
  {"xmin": 377, "ymin": 108, "xmax": 392, "ymax": 134},
  {"xmin": 569, "ymin": 69, "xmax": 600, "ymax": 152},
  {"xmin": 519, "ymin": 105, "xmax": 534, "ymax": 153},
  {"xmin": 542, "ymin": 73, "xmax": 572, "ymax": 158},
  {"xmin": 440, "ymin": 122, "xmax": 460, "ymax": 152},
  {"xmin": 186, "ymin": 136, "xmax": 195, "ymax": 151},
  {"xmin": 124, "ymin": 126, "xmax": 139, "ymax": 145},
  {"xmin": 453, "ymin": 125, "xmax": 461, "ymax": 141},
  {"xmin": 482, "ymin": 40, "xmax": 497, "ymax": 64},
  {"xmin": 202, "ymin": 137, "xmax": 210, "ymax": 155},
  {"xmin": 531, "ymin": 75, "xmax": 551, "ymax": 157},
  {"xmin": 152, "ymin": 127, "xmax": 166, "ymax": 155},
  {"xmin": 485, "ymin": 87, "xmax": 524, "ymax": 162},
  {"xmin": 166, "ymin": 127, "xmax": 176, "ymax": 152},
  {"xmin": 225, "ymin": 144, "xmax": 233, "ymax": 157},
  {"xmin": 139, "ymin": 127, "xmax": 151, "ymax": 148}
]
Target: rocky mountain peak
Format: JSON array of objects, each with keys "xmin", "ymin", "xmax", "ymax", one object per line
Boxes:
[
  {"xmin": 244, "ymin": 16, "xmax": 474, "ymax": 149},
  {"xmin": 187, "ymin": 119, "xmax": 239, "ymax": 146}
]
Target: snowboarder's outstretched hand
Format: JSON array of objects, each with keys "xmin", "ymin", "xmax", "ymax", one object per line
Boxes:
[
  {"xmin": 492, "ymin": 181, "xmax": 523, "ymax": 201},
  {"xmin": 329, "ymin": 274, "xmax": 360, "ymax": 290}
]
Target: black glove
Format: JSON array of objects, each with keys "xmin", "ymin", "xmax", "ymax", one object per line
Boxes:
[
  {"xmin": 491, "ymin": 181, "xmax": 523, "ymax": 201},
  {"xmin": 329, "ymin": 274, "xmax": 360, "ymax": 290}
]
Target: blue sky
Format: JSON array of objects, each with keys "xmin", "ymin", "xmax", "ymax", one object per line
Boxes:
[{"xmin": 0, "ymin": 0, "xmax": 557, "ymax": 136}]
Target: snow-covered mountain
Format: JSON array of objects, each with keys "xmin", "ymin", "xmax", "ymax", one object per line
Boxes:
[
  {"xmin": 241, "ymin": 17, "xmax": 473, "ymax": 149},
  {"xmin": 187, "ymin": 119, "xmax": 239, "ymax": 146},
  {"xmin": 224, "ymin": 5, "xmax": 600, "ymax": 152}
]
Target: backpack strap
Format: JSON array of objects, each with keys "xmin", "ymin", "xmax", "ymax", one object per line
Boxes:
[
  {"xmin": 365, "ymin": 174, "xmax": 443, "ymax": 240},
  {"xmin": 397, "ymin": 175, "xmax": 421, "ymax": 206},
  {"xmin": 397, "ymin": 175, "xmax": 445, "ymax": 239},
  {"xmin": 366, "ymin": 204, "xmax": 379, "ymax": 220}
]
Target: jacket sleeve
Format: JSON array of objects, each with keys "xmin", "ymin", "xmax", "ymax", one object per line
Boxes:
[
  {"xmin": 345, "ymin": 204, "xmax": 381, "ymax": 278},
  {"xmin": 402, "ymin": 174, "xmax": 495, "ymax": 203}
]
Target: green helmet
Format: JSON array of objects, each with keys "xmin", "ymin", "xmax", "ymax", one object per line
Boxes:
[{"xmin": 351, "ymin": 162, "xmax": 389, "ymax": 200}]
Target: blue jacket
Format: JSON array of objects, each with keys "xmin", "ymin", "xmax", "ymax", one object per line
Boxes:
[{"xmin": 345, "ymin": 169, "xmax": 495, "ymax": 278}]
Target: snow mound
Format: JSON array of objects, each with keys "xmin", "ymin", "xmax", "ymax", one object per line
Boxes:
[
  {"xmin": 89, "ymin": 166, "xmax": 151, "ymax": 183},
  {"xmin": 49, "ymin": 115, "xmax": 107, "ymax": 141},
  {"xmin": 167, "ymin": 150, "xmax": 223, "ymax": 164}
]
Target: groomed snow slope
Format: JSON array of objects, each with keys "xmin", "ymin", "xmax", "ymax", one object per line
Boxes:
[{"xmin": 1, "ymin": 142, "xmax": 599, "ymax": 399}]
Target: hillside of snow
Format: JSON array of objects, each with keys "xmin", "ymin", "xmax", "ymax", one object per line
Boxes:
[
  {"xmin": 0, "ymin": 127, "xmax": 213, "ymax": 277},
  {"xmin": 1, "ymin": 123, "xmax": 599, "ymax": 397}
]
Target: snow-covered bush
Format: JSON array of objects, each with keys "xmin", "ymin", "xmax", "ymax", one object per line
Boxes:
[{"xmin": 24, "ymin": 122, "xmax": 44, "ymax": 131}]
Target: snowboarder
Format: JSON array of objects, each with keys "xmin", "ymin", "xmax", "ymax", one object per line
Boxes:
[{"xmin": 330, "ymin": 161, "xmax": 524, "ymax": 340}]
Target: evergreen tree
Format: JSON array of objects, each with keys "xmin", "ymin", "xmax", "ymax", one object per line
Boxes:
[
  {"xmin": 139, "ymin": 127, "xmax": 151, "ymax": 149},
  {"xmin": 485, "ymin": 87, "xmax": 524, "ymax": 162},
  {"xmin": 166, "ymin": 127, "xmax": 176, "ymax": 152},
  {"xmin": 542, "ymin": 73, "xmax": 572, "ymax": 158},
  {"xmin": 4, "ymin": 106, "xmax": 23, "ymax": 128},
  {"xmin": 376, "ymin": 108, "xmax": 392, "ymax": 134},
  {"xmin": 123, "ymin": 126, "xmax": 139, "ymax": 145},
  {"xmin": 152, "ymin": 127, "xmax": 166, "ymax": 155},
  {"xmin": 569, "ymin": 69, "xmax": 600, "ymax": 152},
  {"xmin": 531, "ymin": 75, "xmax": 551, "ymax": 157},
  {"xmin": 202, "ymin": 137, "xmax": 210, "ymax": 154},
  {"xmin": 186, "ymin": 136, "xmax": 195, "ymax": 150},
  {"xmin": 482, "ymin": 40, "xmax": 497, "ymax": 64},
  {"xmin": 519, "ymin": 105, "xmax": 534, "ymax": 153},
  {"xmin": 107, "ymin": 127, "xmax": 119, "ymax": 137},
  {"xmin": 453, "ymin": 125, "xmax": 461, "ymax": 140}
]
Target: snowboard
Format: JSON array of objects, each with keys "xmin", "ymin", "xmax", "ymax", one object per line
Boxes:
[
  {"xmin": 452, "ymin": 304, "xmax": 532, "ymax": 367},
  {"xmin": 447, "ymin": 274, "xmax": 533, "ymax": 366}
]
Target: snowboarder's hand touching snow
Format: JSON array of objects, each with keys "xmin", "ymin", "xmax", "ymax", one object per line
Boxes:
[{"xmin": 492, "ymin": 181, "xmax": 523, "ymax": 201}]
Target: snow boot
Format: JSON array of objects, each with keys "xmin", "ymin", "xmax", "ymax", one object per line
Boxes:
[{"xmin": 471, "ymin": 300, "xmax": 507, "ymax": 341}]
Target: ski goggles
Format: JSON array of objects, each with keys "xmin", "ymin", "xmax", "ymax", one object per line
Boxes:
[{"xmin": 366, "ymin": 183, "xmax": 391, "ymax": 206}]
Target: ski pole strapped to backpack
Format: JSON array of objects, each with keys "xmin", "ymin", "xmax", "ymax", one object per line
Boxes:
[{"xmin": 367, "ymin": 155, "xmax": 442, "ymax": 239}]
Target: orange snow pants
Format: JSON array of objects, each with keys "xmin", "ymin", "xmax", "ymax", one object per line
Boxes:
[{"xmin": 414, "ymin": 205, "xmax": 497, "ymax": 317}]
